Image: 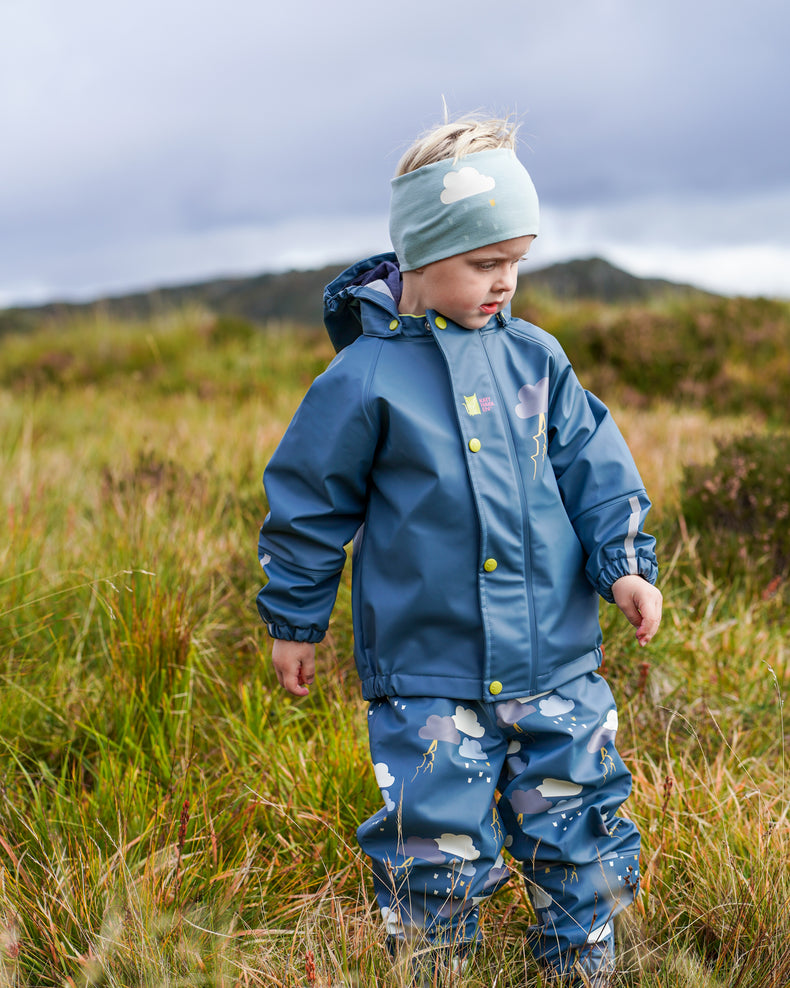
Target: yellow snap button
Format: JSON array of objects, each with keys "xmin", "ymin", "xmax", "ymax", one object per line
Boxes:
[
  {"xmin": 484, "ymin": 558, "xmax": 498, "ymax": 572},
  {"xmin": 489, "ymin": 680, "xmax": 503, "ymax": 695},
  {"xmin": 435, "ymin": 316, "xmax": 447, "ymax": 329},
  {"xmin": 388, "ymin": 319, "xmax": 399, "ymax": 331},
  {"xmin": 468, "ymin": 438, "xmax": 481, "ymax": 453}
]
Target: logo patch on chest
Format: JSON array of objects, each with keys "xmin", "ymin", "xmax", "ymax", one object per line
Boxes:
[{"xmin": 464, "ymin": 393, "xmax": 494, "ymax": 416}]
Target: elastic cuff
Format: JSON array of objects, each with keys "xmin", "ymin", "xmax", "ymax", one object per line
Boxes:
[
  {"xmin": 598, "ymin": 560, "xmax": 658, "ymax": 602},
  {"xmin": 266, "ymin": 622, "xmax": 325, "ymax": 643}
]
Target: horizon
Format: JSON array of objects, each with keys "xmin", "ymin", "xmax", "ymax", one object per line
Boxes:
[{"xmin": 1, "ymin": 251, "xmax": 738, "ymax": 314}]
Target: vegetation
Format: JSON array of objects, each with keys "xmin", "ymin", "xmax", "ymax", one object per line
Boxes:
[{"xmin": 1, "ymin": 296, "xmax": 788, "ymax": 986}]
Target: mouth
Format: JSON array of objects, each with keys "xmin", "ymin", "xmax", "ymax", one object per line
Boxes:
[{"xmin": 479, "ymin": 302, "xmax": 499, "ymax": 315}]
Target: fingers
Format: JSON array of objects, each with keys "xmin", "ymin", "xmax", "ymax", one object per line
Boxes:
[
  {"xmin": 611, "ymin": 575, "xmax": 663, "ymax": 647},
  {"xmin": 271, "ymin": 640, "xmax": 316, "ymax": 696}
]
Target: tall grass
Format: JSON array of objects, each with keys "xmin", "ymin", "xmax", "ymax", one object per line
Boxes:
[{"xmin": 1, "ymin": 306, "xmax": 787, "ymax": 986}]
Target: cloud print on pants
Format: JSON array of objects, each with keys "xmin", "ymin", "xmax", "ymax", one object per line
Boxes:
[
  {"xmin": 402, "ymin": 836, "xmax": 445, "ymax": 863},
  {"xmin": 440, "ymin": 166, "xmax": 495, "ymax": 204},
  {"xmin": 495, "ymin": 698, "xmax": 537, "ymax": 727},
  {"xmin": 537, "ymin": 779, "xmax": 583, "ymax": 799},
  {"xmin": 459, "ymin": 737, "xmax": 487, "ymax": 760},
  {"xmin": 452, "ymin": 705, "xmax": 485, "ymax": 737},
  {"xmin": 586, "ymin": 709, "xmax": 618, "ymax": 753},
  {"xmin": 515, "ymin": 377, "xmax": 549, "ymax": 419},
  {"xmin": 374, "ymin": 762, "xmax": 395, "ymax": 788},
  {"xmin": 418, "ymin": 714, "xmax": 461, "ymax": 744},
  {"xmin": 539, "ymin": 695, "xmax": 575, "ymax": 718},
  {"xmin": 436, "ymin": 833, "xmax": 480, "ymax": 861},
  {"xmin": 511, "ymin": 788, "xmax": 553, "ymax": 815},
  {"xmin": 483, "ymin": 862, "xmax": 511, "ymax": 889}
]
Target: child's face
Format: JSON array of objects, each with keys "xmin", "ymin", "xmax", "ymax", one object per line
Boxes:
[{"xmin": 403, "ymin": 235, "xmax": 535, "ymax": 330}]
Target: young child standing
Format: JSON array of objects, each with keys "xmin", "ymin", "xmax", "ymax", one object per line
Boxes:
[{"xmin": 257, "ymin": 116, "xmax": 662, "ymax": 986}]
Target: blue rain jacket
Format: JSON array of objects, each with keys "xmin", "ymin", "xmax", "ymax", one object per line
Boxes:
[{"xmin": 257, "ymin": 253, "xmax": 658, "ymax": 702}]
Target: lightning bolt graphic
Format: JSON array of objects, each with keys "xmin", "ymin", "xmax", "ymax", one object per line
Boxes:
[{"xmin": 531, "ymin": 412, "xmax": 547, "ymax": 479}]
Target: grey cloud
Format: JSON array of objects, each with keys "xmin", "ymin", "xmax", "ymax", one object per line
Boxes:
[
  {"xmin": 510, "ymin": 788, "xmax": 552, "ymax": 816},
  {"xmin": 418, "ymin": 715, "xmax": 461, "ymax": 744}
]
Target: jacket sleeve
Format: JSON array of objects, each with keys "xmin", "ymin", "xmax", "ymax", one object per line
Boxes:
[
  {"xmin": 256, "ymin": 342, "xmax": 382, "ymax": 640},
  {"xmin": 546, "ymin": 353, "xmax": 658, "ymax": 602}
]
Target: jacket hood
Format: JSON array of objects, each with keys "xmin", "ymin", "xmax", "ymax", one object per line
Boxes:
[{"xmin": 323, "ymin": 253, "xmax": 403, "ymax": 353}]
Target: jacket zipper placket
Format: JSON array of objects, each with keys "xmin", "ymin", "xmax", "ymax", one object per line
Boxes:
[{"xmin": 480, "ymin": 329, "xmax": 541, "ymax": 696}]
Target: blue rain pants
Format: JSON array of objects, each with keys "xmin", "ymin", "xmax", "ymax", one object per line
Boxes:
[{"xmin": 356, "ymin": 671, "xmax": 640, "ymax": 978}]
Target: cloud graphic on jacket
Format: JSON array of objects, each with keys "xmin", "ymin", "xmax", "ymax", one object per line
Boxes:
[
  {"xmin": 538, "ymin": 695, "xmax": 575, "ymax": 718},
  {"xmin": 436, "ymin": 833, "xmax": 480, "ymax": 861},
  {"xmin": 586, "ymin": 709, "xmax": 619, "ymax": 753},
  {"xmin": 459, "ymin": 737, "xmax": 486, "ymax": 760},
  {"xmin": 515, "ymin": 377, "xmax": 549, "ymax": 419},
  {"xmin": 453, "ymin": 705, "xmax": 485, "ymax": 738},
  {"xmin": 440, "ymin": 166, "xmax": 495, "ymax": 204},
  {"xmin": 419, "ymin": 714, "xmax": 461, "ymax": 744},
  {"xmin": 374, "ymin": 762, "xmax": 395, "ymax": 788}
]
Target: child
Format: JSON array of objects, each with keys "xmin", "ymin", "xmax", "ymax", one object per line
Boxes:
[{"xmin": 257, "ymin": 116, "xmax": 662, "ymax": 986}]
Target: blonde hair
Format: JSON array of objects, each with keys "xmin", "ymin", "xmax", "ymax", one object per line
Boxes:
[{"xmin": 395, "ymin": 114, "xmax": 519, "ymax": 177}]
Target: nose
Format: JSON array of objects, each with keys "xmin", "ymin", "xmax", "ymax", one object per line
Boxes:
[{"xmin": 493, "ymin": 264, "xmax": 518, "ymax": 294}]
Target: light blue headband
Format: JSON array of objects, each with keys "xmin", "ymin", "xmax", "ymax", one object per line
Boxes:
[{"xmin": 389, "ymin": 148, "xmax": 539, "ymax": 271}]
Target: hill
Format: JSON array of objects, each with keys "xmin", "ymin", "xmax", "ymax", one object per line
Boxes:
[{"xmin": 0, "ymin": 256, "xmax": 713, "ymax": 335}]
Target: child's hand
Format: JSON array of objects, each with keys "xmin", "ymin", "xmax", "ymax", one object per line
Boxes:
[
  {"xmin": 271, "ymin": 639, "xmax": 316, "ymax": 696},
  {"xmin": 611, "ymin": 575, "xmax": 663, "ymax": 647}
]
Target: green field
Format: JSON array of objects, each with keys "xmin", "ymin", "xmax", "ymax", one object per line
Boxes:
[{"xmin": 1, "ymin": 295, "xmax": 788, "ymax": 986}]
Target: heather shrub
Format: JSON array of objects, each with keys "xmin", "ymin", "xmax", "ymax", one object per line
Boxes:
[
  {"xmin": 680, "ymin": 432, "xmax": 790, "ymax": 580},
  {"xmin": 515, "ymin": 293, "xmax": 790, "ymax": 418}
]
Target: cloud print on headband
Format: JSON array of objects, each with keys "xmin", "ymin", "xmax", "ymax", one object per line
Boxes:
[
  {"xmin": 440, "ymin": 166, "xmax": 496, "ymax": 204},
  {"xmin": 389, "ymin": 148, "xmax": 540, "ymax": 270}
]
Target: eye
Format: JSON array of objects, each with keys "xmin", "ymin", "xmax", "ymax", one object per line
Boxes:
[{"xmin": 477, "ymin": 262, "xmax": 496, "ymax": 271}]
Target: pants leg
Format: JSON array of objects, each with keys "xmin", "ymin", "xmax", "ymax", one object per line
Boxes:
[
  {"xmin": 356, "ymin": 696, "xmax": 511, "ymax": 948},
  {"xmin": 357, "ymin": 676, "xmax": 640, "ymax": 983},
  {"xmin": 494, "ymin": 672, "xmax": 640, "ymax": 977}
]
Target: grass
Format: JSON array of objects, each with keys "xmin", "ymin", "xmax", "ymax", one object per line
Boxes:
[{"xmin": 0, "ymin": 305, "xmax": 788, "ymax": 986}]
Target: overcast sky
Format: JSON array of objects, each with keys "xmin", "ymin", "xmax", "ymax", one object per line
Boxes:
[{"xmin": 2, "ymin": 0, "xmax": 789, "ymax": 307}]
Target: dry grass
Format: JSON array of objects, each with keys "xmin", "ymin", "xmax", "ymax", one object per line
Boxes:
[{"xmin": 0, "ymin": 309, "xmax": 787, "ymax": 986}]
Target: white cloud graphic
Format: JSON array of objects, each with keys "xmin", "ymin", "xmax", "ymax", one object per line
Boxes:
[
  {"xmin": 374, "ymin": 762, "xmax": 395, "ymax": 788},
  {"xmin": 440, "ymin": 166, "xmax": 495, "ymax": 205},
  {"xmin": 459, "ymin": 738, "xmax": 486, "ymax": 760},
  {"xmin": 436, "ymin": 833, "xmax": 480, "ymax": 861},
  {"xmin": 259, "ymin": 553, "xmax": 271, "ymax": 567},
  {"xmin": 382, "ymin": 789, "xmax": 396, "ymax": 812},
  {"xmin": 538, "ymin": 695, "xmax": 576, "ymax": 718},
  {"xmin": 507, "ymin": 740, "xmax": 522, "ymax": 755},
  {"xmin": 381, "ymin": 906, "xmax": 403, "ymax": 937},
  {"xmin": 453, "ymin": 705, "xmax": 485, "ymax": 738},
  {"xmin": 586, "ymin": 709, "xmax": 619, "ymax": 753},
  {"xmin": 514, "ymin": 377, "xmax": 549, "ymax": 419},
  {"xmin": 537, "ymin": 778, "xmax": 583, "ymax": 799}
]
